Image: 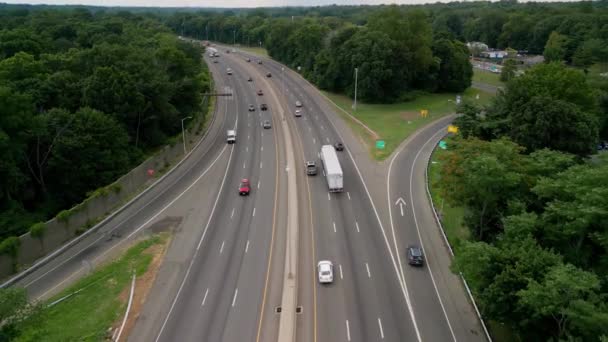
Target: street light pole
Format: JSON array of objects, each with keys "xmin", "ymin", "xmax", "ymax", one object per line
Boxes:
[
  {"xmin": 233, "ymin": 30, "xmax": 236, "ymax": 45},
  {"xmin": 353, "ymin": 67, "xmax": 358, "ymax": 111},
  {"xmin": 181, "ymin": 116, "xmax": 192, "ymax": 154}
]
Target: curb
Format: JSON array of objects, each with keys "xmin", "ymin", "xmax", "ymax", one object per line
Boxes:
[
  {"xmin": 423, "ymin": 132, "xmax": 492, "ymax": 342},
  {"xmin": 1, "ymin": 82, "xmax": 219, "ymax": 289}
]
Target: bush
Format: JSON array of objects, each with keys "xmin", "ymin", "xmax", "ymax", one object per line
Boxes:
[
  {"xmin": 29, "ymin": 222, "xmax": 46, "ymax": 240},
  {"xmin": 0, "ymin": 237, "xmax": 21, "ymax": 258},
  {"xmin": 56, "ymin": 210, "xmax": 71, "ymax": 222}
]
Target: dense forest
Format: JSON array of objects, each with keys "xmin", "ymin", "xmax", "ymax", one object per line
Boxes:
[
  {"xmin": 0, "ymin": 8, "xmax": 211, "ymax": 242},
  {"xmin": 441, "ymin": 65, "xmax": 608, "ymax": 339}
]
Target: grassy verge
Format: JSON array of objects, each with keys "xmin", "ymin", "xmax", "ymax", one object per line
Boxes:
[
  {"xmin": 16, "ymin": 234, "xmax": 169, "ymax": 341},
  {"xmin": 427, "ymin": 136, "xmax": 469, "ymax": 250},
  {"xmin": 322, "ymin": 88, "xmax": 494, "ymax": 160},
  {"xmin": 473, "ymin": 68, "xmax": 504, "ymax": 87},
  {"xmin": 237, "ymin": 46, "xmax": 269, "ymax": 57},
  {"xmin": 429, "ymin": 137, "xmax": 518, "ymax": 342}
]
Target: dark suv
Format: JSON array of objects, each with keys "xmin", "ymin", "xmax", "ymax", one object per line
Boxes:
[
  {"xmin": 407, "ymin": 245, "xmax": 424, "ymax": 266},
  {"xmin": 260, "ymin": 103, "xmax": 268, "ymax": 111}
]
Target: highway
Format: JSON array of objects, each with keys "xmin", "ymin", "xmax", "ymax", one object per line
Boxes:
[{"xmin": 5, "ymin": 39, "xmax": 488, "ymax": 342}]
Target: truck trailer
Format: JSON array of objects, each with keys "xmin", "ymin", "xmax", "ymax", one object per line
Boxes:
[{"xmin": 320, "ymin": 145, "xmax": 343, "ymax": 192}]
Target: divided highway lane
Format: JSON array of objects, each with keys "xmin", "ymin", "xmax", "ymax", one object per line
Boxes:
[
  {"xmin": 242, "ymin": 50, "xmax": 419, "ymax": 342},
  {"xmin": 7, "ymin": 54, "xmax": 235, "ymax": 301},
  {"xmin": 152, "ymin": 54, "xmax": 284, "ymax": 342},
  {"xmin": 387, "ymin": 117, "xmax": 487, "ymax": 342}
]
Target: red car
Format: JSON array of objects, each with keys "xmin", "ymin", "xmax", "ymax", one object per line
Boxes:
[{"xmin": 239, "ymin": 179, "xmax": 250, "ymax": 196}]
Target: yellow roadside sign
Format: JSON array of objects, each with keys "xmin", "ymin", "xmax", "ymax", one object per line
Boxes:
[
  {"xmin": 420, "ymin": 109, "xmax": 429, "ymax": 118},
  {"xmin": 447, "ymin": 125, "xmax": 459, "ymax": 133}
]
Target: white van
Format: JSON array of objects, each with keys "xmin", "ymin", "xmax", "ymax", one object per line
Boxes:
[{"xmin": 227, "ymin": 130, "xmax": 236, "ymax": 144}]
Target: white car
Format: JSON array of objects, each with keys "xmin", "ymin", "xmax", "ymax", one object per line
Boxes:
[
  {"xmin": 295, "ymin": 109, "xmax": 302, "ymax": 117},
  {"xmin": 227, "ymin": 68, "xmax": 233, "ymax": 75},
  {"xmin": 295, "ymin": 100, "xmax": 303, "ymax": 107},
  {"xmin": 317, "ymin": 260, "xmax": 334, "ymax": 284}
]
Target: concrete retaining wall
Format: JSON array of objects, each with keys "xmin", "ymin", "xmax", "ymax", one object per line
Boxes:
[{"xmin": 0, "ymin": 98, "xmax": 211, "ymax": 280}]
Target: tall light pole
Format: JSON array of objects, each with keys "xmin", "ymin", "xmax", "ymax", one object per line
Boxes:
[
  {"xmin": 233, "ymin": 29, "xmax": 236, "ymax": 45},
  {"xmin": 206, "ymin": 23, "xmax": 209, "ymax": 41},
  {"xmin": 281, "ymin": 67, "xmax": 286, "ymax": 120},
  {"xmin": 353, "ymin": 67, "xmax": 359, "ymax": 111},
  {"xmin": 181, "ymin": 116, "xmax": 192, "ymax": 154}
]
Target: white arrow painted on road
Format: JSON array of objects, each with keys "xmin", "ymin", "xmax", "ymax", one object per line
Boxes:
[{"xmin": 395, "ymin": 197, "xmax": 406, "ymax": 216}]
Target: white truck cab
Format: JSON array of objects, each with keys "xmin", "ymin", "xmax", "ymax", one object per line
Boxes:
[{"xmin": 227, "ymin": 130, "xmax": 236, "ymax": 144}]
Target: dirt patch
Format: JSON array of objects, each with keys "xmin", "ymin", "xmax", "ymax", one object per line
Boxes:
[
  {"xmin": 112, "ymin": 235, "xmax": 171, "ymax": 341},
  {"xmin": 400, "ymin": 111, "xmax": 419, "ymax": 121}
]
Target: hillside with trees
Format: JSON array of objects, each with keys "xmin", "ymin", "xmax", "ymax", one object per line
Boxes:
[{"xmin": 0, "ymin": 8, "xmax": 210, "ymax": 243}]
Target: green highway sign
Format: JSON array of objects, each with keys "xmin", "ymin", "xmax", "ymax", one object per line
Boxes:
[{"xmin": 376, "ymin": 140, "xmax": 385, "ymax": 149}]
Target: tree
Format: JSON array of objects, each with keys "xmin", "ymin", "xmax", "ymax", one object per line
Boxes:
[
  {"xmin": 543, "ymin": 31, "xmax": 569, "ymax": 63},
  {"xmin": 0, "ymin": 287, "xmax": 30, "ymax": 341},
  {"xmin": 509, "ymin": 96, "xmax": 597, "ymax": 155},
  {"xmin": 500, "ymin": 58, "xmax": 517, "ymax": 82},
  {"xmin": 518, "ymin": 264, "xmax": 607, "ymax": 340},
  {"xmin": 432, "ymin": 38, "xmax": 473, "ymax": 92}
]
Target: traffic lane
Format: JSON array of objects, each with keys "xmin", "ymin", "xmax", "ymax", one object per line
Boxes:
[
  {"xmin": 407, "ymin": 126, "xmax": 486, "ymax": 341},
  {"xmin": 271, "ymin": 61, "xmax": 420, "ymax": 341},
  {"xmin": 219, "ymin": 52, "xmax": 292, "ymax": 342},
  {"xmin": 154, "ymin": 69, "xmax": 262, "ymax": 341},
  {"xmin": 224, "ymin": 52, "xmax": 291, "ymax": 342},
  {"xmin": 288, "ymin": 86, "xmax": 412, "ymax": 342},
  {"xmin": 18, "ymin": 64, "xmax": 233, "ymax": 300},
  {"xmin": 389, "ymin": 130, "xmax": 458, "ymax": 342},
  {"xmin": 127, "ymin": 144, "xmax": 231, "ymax": 342},
  {"xmin": 216, "ymin": 64, "xmax": 280, "ymax": 342}
]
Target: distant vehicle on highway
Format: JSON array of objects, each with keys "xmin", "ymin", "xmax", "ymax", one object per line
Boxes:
[
  {"xmin": 248, "ymin": 77, "xmax": 253, "ymax": 82},
  {"xmin": 226, "ymin": 68, "xmax": 233, "ymax": 75},
  {"xmin": 334, "ymin": 142, "xmax": 344, "ymax": 151},
  {"xmin": 246, "ymin": 58, "xmax": 251, "ymax": 62},
  {"xmin": 257, "ymin": 60, "xmax": 263, "ymax": 64},
  {"xmin": 257, "ymin": 90, "xmax": 263, "ymax": 96},
  {"xmin": 266, "ymin": 72, "xmax": 272, "ymax": 78},
  {"xmin": 295, "ymin": 100, "xmax": 302, "ymax": 107},
  {"xmin": 317, "ymin": 260, "xmax": 334, "ymax": 284},
  {"xmin": 213, "ymin": 60, "xmax": 218, "ymax": 63},
  {"xmin": 248, "ymin": 104, "xmax": 255, "ymax": 112},
  {"xmin": 260, "ymin": 103, "xmax": 268, "ymax": 111},
  {"xmin": 226, "ymin": 49, "xmax": 230, "ymax": 53},
  {"xmin": 320, "ymin": 145, "xmax": 343, "ymax": 192},
  {"xmin": 226, "ymin": 130, "xmax": 236, "ymax": 144},
  {"xmin": 295, "ymin": 109, "xmax": 302, "ymax": 117},
  {"xmin": 239, "ymin": 179, "xmax": 250, "ymax": 196},
  {"xmin": 407, "ymin": 245, "xmax": 424, "ymax": 266},
  {"xmin": 263, "ymin": 120, "xmax": 272, "ymax": 129},
  {"xmin": 306, "ymin": 161, "xmax": 317, "ymax": 175}
]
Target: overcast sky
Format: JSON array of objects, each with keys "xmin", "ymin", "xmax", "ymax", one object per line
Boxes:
[{"xmin": 2, "ymin": 0, "xmax": 572, "ymax": 8}]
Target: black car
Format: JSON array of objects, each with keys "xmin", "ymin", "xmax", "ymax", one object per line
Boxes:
[
  {"xmin": 266, "ymin": 72, "xmax": 272, "ymax": 78},
  {"xmin": 248, "ymin": 77, "xmax": 253, "ymax": 82},
  {"xmin": 258, "ymin": 60, "xmax": 263, "ymax": 65},
  {"xmin": 248, "ymin": 104, "xmax": 255, "ymax": 112},
  {"xmin": 260, "ymin": 103, "xmax": 268, "ymax": 111},
  {"xmin": 306, "ymin": 161, "xmax": 317, "ymax": 176},
  {"xmin": 407, "ymin": 246, "xmax": 424, "ymax": 266},
  {"xmin": 334, "ymin": 142, "xmax": 344, "ymax": 151}
]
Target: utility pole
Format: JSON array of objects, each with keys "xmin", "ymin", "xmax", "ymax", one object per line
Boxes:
[
  {"xmin": 233, "ymin": 29, "xmax": 236, "ymax": 45},
  {"xmin": 206, "ymin": 23, "xmax": 209, "ymax": 41},
  {"xmin": 353, "ymin": 67, "xmax": 358, "ymax": 111}
]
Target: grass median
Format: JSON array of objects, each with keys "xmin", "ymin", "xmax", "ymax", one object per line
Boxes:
[
  {"xmin": 322, "ymin": 88, "xmax": 493, "ymax": 160},
  {"xmin": 15, "ymin": 234, "xmax": 169, "ymax": 342},
  {"xmin": 237, "ymin": 46, "xmax": 269, "ymax": 57}
]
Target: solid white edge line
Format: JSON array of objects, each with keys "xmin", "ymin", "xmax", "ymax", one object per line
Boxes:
[
  {"xmin": 232, "ymin": 288, "xmax": 238, "ymax": 307},
  {"xmin": 201, "ymin": 288, "xmax": 209, "ymax": 307},
  {"xmin": 346, "ymin": 320, "xmax": 351, "ymax": 341},
  {"xmin": 115, "ymin": 272, "xmax": 136, "ymax": 342}
]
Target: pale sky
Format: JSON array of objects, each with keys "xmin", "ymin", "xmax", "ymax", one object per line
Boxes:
[{"xmin": 1, "ymin": 0, "xmax": 572, "ymax": 8}]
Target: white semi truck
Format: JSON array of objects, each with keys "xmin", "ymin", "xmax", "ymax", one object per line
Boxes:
[{"xmin": 320, "ymin": 145, "xmax": 343, "ymax": 192}]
